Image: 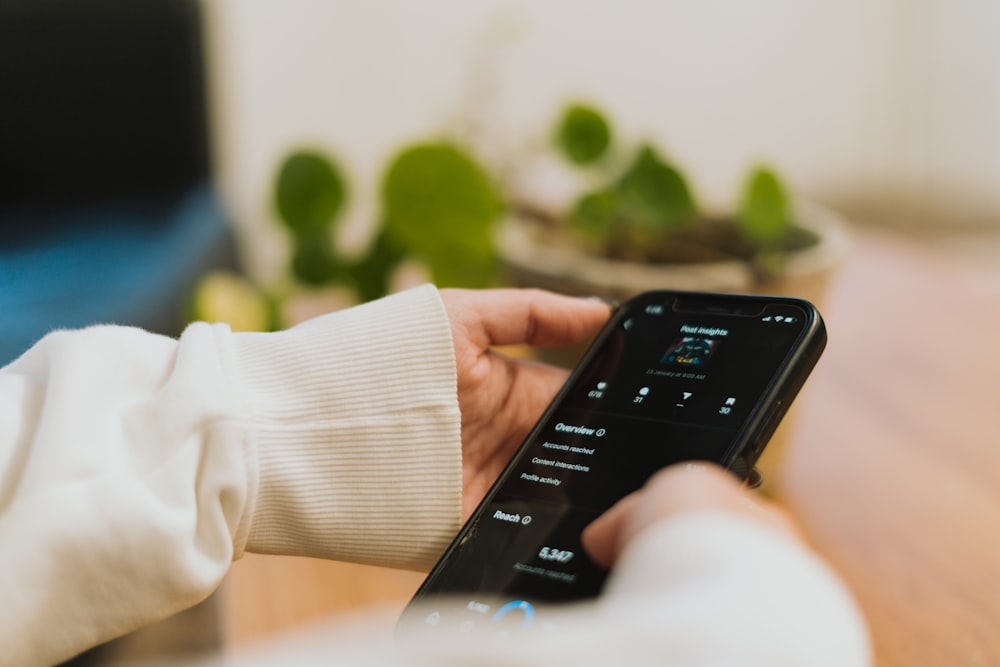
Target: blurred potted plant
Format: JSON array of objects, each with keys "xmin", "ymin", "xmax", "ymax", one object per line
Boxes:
[
  {"xmin": 499, "ymin": 103, "xmax": 848, "ymax": 308},
  {"xmin": 194, "ymin": 102, "xmax": 847, "ymax": 334},
  {"xmin": 192, "ymin": 141, "xmax": 502, "ymax": 330},
  {"xmin": 192, "ymin": 106, "xmax": 846, "ymax": 490}
]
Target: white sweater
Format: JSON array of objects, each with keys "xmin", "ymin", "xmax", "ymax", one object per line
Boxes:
[{"xmin": 0, "ymin": 285, "xmax": 870, "ymax": 666}]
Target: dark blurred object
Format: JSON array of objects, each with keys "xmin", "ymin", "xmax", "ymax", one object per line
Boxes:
[
  {"xmin": 0, "ymin": 0, "xmax": 236, "ymax": 365},
  {"xmin": 17, "ymin": 1, "xmax": 229, "ymax": 662},
  {"xmin": 0, "ymin": 0, "xmax": 209, "ymax": 224}
]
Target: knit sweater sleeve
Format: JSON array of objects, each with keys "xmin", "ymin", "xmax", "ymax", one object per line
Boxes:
[{"xmin": 0, "ymin": 284, "xmax": 462, "ymax": 667}]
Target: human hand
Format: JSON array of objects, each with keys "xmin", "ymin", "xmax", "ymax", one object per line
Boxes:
[
  {"xmin": 439, "ymin": 288, "xmax": 610, "ymax": 520},
  {"xmin": 581, "ymin": 463, "xmax": 803, "ymax": 569}
]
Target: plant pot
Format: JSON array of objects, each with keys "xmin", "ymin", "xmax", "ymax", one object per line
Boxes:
[
  {"xmin": 496, "ymin": 200, "xmax": 851, "ymax": 493},
  {"xmin": 499, "ymin": 199, "xmax": 849, "ymax": 305}
]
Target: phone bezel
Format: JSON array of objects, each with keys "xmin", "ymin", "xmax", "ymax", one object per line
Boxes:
[{"xmin": 409, "ymin": 290, "xmax": 826, "ymax": 604}]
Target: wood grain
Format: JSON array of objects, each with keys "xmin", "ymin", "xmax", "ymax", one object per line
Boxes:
[{"xmin": 221, "ymin": 555, "xmax": 424, "ymax": 646}]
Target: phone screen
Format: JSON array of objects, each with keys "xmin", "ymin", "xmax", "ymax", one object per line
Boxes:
[{"xmin": 402, "ymin": 291, "xmax": 825, "ymax": 633}]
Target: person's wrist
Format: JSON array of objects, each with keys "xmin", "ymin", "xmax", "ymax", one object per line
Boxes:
[{"xmin": 234, "ymin": 285, "xmax": 463, "ymax": 568}]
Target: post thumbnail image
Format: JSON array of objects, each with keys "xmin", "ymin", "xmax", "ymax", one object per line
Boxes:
[{"xmin": 661, "ymin": 336, "xmax": 718, "ymax": 367}]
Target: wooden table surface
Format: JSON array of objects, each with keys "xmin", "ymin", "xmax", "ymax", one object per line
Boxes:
[
  {"xmin": 779, "ymin": 229, "xmax": 1000, "ymax": 666},
  {"xmin": 221, "ymin": 228, "xmax": 1000, "ymax": 666}
]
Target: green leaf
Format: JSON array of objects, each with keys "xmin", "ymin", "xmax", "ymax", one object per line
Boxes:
[
  {"xmin": 275, "ymin": 151, "xmax": 347, "ymax": 236},
  {"xmin": 556, "ymin": 104, "xmax": 612, "ymax": 165},
  {"xmin": 382, "ymin": 143, "xmax": 501, "ymax": 288},
  {"xmin": 289, "ymin": 233, "xmax": 341, "ymax": 286},
  {"xmin": 347, "ymin": 229, "xmax": 407, "ymax": 302},
  {"xmin": 738, "ymin": 166, "xmax": 789, "ymax": 245},
  {"xmin": 423, "ymin": 234, "xmax": 497, "ymax": 288},
  {"xmin": 568, "ymin": 188, "xmax": 618, "ymax": 242},
  {"xmin": 616, "ymin": 145, "xmax": 696, "ymax": 232}
]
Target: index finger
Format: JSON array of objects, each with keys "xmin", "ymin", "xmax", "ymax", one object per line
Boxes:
[{"xmin": 441, "ymin": 288, "xmax": 612, "ymax": 349}]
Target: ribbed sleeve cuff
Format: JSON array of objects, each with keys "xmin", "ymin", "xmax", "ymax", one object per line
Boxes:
[{"xmin": 230, "ymin": 285, "xmax": 462, "ymax": 570}]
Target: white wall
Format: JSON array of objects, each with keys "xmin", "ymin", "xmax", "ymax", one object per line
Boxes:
[{"xmin": 205, "ymin": 0, "xmax": 1000, "ymax": 279}]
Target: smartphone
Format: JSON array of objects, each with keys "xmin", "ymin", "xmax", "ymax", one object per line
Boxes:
[{"xmin": 400, "ymin": 290, "xmax": 826, "ymax": 635}]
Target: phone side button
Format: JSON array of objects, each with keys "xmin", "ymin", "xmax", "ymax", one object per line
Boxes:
[
  {"xmin": 752, "ymin": 400, "xmax": 785, "ymax": 454},
  {"xmin": 728, "ymin": 455, "xmax": 751, "ymax": 481}
]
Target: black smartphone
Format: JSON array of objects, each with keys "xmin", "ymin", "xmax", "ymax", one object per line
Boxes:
[{"xmin": 400, "ymin": 290, "xmax": 826, "ymax": 635}]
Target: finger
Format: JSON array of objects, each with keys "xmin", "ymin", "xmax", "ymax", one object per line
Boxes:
[
  {"xmin": 632, "ymin": 463, "xmax": 751, "ymax": 521},
  {"xmin": 464, "ymin": 357, "xmax": 570, "ymax": 464},
  {"xmin": 583, "ymin": 463, "xmax": 788, "ymax": 568},
  {"xmin": 444, "ymin": 288, "xmax": 610, "ymax": 349},
  {"xmin": 638, "ymin": 464, "xmax": 802, "ymax": 554},
  {"xmin": 581, "ymin": 491, "xmax": 641, "ymax": 569},
  {"xmin": 504, "ymin": 355, "xmax": 571, "ymax": 406}
]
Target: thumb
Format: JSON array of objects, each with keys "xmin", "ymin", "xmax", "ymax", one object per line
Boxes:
[{"xmin": 582, "ymin": 463, "xmax": 796, "ymax": 569}]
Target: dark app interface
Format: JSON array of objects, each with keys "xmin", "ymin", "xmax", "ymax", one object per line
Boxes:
[{"xmin": 411, "ymin": 295, "xmax": 809, "ymax": 631}]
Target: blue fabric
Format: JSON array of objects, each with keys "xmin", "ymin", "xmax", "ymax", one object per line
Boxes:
[{"xmin": 0, "ymin": 186, "xmax": 234, "ymax": 365}]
